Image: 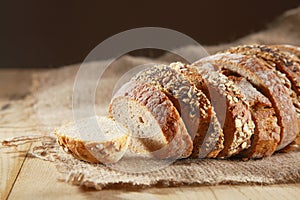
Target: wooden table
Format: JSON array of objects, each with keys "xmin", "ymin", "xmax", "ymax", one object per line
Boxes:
[{"xmin": 0, "ymin": 69, "xmax": 300, "ymax": 200}]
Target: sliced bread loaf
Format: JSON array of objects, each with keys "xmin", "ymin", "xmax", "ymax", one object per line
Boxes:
[
  {"xmin": 224, "ymin": 45, "xmax": 300, "ymax": 116},
  {"xmin": 225, "ymin": 75, "xmax": 280, "ymax": 158},
  {"xmin": 54, "ymin": 116, "xmax": 130, "ymax": 164},
  {"xmin": 168, "ymin": 63, "xmax": 224, "ymax": 158},
  {"xmin": 131, "ymin": 62, "xmax": 223, "ymax": 158},
  {"xmin": 109, "ymin": 81, "xmax": 193, "ymax": 159},
  {"xmin": 200, "ymin": 53, "xmax": 299, "ymax": 150},
  {"xmin": 190, "ymin": 62, "xmax": 255, "ymax": 158}
]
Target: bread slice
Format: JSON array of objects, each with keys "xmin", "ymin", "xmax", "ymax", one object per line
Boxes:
[
  {"xmin": 225, "ymin": 75, "xmax": 280, "ymax": 158},
  {"xmin": 270, "ymin": 44, "xmax": 300, "ymax": 113},
  {"xmin": 109, "ymin": 81, "xmax": 193, "ymax": 159},
  {"xmin": 224, "ymin": 44, "xmax": 300, "ymax": 117},
  {"xmin": 201, "ymin": 53, "xmax": 299, "ymax": 150},
  {"xmin": 130, "ymin": 62, "xmax": 223, "ymax": 158},
  {"xmin": 54, "ymin": 116, "xmax": 130, "ymax": 164},
  {"xmin": 169, "ymin": 63, "xmax": 224, "ymax": 158},
  {"xmin": 190, "ymin": 62, "xmax": 255, "ymax": 158}
]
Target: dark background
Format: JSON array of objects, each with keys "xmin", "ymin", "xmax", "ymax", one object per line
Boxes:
[{"xmin": 0, "ymin": 1, "xmax": 299, "ymax": 68}]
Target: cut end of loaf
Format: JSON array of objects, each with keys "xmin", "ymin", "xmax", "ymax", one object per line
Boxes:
[
  {"xmin": 109, "ymin": 96, "xmax": 168, "ymax": 154},
  {"xmin": 109, "ymin": 81, "xmax": 193, "ymax": 159}
]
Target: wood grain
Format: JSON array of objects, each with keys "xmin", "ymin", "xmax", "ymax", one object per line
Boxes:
[
  {"xmin": 0, "ymin": 138, "xmax": 30, "ymax": 200},
  {"xmin": 0, "ymin": 70, "xmax": 38, "ymax": 200},
  {"xmin": 7, "ymin": 152, "xmax": 300, "ymax": 200},
  {"xmin": 0, "ymin": 100, "xmax": 35, "ymax": 200}
]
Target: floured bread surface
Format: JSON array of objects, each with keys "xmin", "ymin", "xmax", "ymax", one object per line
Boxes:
[
  {"xmin": 131, "ymin": 62, "xmax": 224, "ymax": 158},
  {"xmin": 54, "ymin": 116, "xmax": 130, "ymax": 164},
  {"xmin": 169, "ymin": 63, "xmax": 224, "ymax": 158},
  {"xmin": 204, "ymin": 53, "xmax": 299, "ymax": 150},
  {"xmin": 224, "ymin": 44, "xmax": 300, "ymax": 122},
  {"xmin": 227, "ymin": 76, "xmax": 280, "ymax": 158},
  {"xmin": 191, "ymin": 62, "xmax": 255, "ymax": 158},
  {"xmin": 109, "ymin": 81, "xmax": 193, "ymax": 159}
]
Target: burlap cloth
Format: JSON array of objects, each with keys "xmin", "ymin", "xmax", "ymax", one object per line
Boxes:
[{"xmin": 3, "ymin": 7, "xmax": 300, "ymax": 190}]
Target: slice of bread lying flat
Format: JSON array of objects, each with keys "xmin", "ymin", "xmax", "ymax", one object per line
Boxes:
[{"xmin": 54, "ymin": 116, "xmax": 130, "ymax": 164}]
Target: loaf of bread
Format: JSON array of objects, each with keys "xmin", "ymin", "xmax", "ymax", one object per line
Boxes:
[
  {"xmin": 197, "ymin": 53, "xmax": 299, "ymax": 150},
  {"xmin": 224, "ymin": 45, "xmax": 300, "ymax": 126},
  {"xmin": 225, "ymin": 45, "xmax": 300, "ymax": 99},
  {"xmin": 55, "ymin": 44, "xmax": 300, "ymax": 164}
]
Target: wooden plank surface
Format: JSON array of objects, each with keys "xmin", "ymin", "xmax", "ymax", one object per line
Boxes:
[
  {"xmin": 6, "ymin": 152, "xmax": 300, "ymax": 200},
  {"xmin": 0, "ymin": 69, "xmax": 38, "ymax": 200},
  {"xmin": 0, "ymin": 100, "xmax": 34, "ymax": 200},
  {"xmin": 0, "ymin": 69, "xmax": 300, "ymax": 200},
  {"xmin": 0, "ymin": 135, "xmax": 30, "ymax": 200}
]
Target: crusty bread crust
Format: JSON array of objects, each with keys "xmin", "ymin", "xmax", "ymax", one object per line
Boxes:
[
  {"xmin": 109, "ymin": 81, "xmax": 193, "ymax": 158},
  {"xmin": 271, "ymin": 44, "xmax": 300, "ymax": 59},
  {"xmin": 224, "ymin": 45, "xmax": 300, "ymax": 118},
  {"xmin": 203, "ymin": 53, "xmax": 299, "ymax": 150},
  {"xmin": 227, "ymin": 76, "xmax": 280, "ymax": 158},
  {"xmin": 56, "ymin": 133, "xmax": 99, "ymax": 163},
  {"xmin": 170, "ymin": 63, "xmax": 224, "ymax": 158},
  {"xmin": 270, "ymin": 44, "xmax": 300, "ymax": 142},
  {"xmin": 191, "ymin": 62, "xmax": 255, "ymax": 158},
  {"xmin": 55, "ymin": 45, "xmax": 300, "ymax": 163},
  {"xmin": 54, "ymin": 117, "xmax": 130, "ymax": 164},
  {"xmin": 131, "ymin": 63, "xmax": 223, "ymax": 158}
]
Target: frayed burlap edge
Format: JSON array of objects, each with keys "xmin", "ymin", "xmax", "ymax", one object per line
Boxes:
[{"xmin": 2, "ymin": 137, "xmax": 300, "ymax": 191}]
